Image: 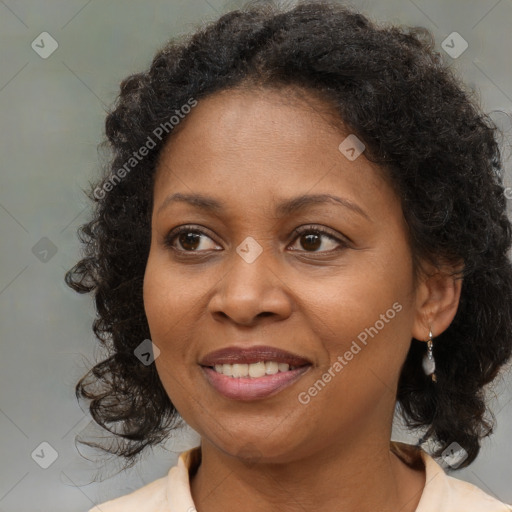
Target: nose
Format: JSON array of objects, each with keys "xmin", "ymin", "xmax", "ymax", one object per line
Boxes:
[{"xmin": 208, "ymin": 242, "xmax": 293, "ymax": 327}]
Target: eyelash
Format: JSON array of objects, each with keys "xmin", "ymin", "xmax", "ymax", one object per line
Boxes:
[{"xmin": 163, "ymin": 224, "xmax": 349, "ymax": 255}]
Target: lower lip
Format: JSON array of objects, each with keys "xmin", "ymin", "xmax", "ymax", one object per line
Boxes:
[{"xmin": 201, "ymin": 366, "xmax": 311, "ymax": 401}]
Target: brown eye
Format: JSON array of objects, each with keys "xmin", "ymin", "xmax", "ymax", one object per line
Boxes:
[
  {"xmin": 300, "ymin": 233, "xmax": 322, "ymax": 251},
  {"xmin": 289, "ymin": 226, "xmax": 347, "ymax": 253},
  {"xmin": 178, "ymin": 232, "xmax": 202, "ymax": 251},
  {"xmin": 164, "ymin": 226, "xmax": 220, "ymax": 252}
]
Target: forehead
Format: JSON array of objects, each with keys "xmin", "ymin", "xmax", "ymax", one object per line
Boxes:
[
  {"xmin": 152, "ymin": 87, "xmax": 395, "ymax": 217},
  {"xmin": 163, "ymin": 87, "xmax": 340, "ymax": 151}
]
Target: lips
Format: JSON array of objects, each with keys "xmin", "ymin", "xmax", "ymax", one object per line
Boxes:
[
  {"xmin": 199, "ymin": 345, "xmax": 312, "ymax": 367},
  {"xmin": 199, "ymin": 345, "xmax": 312, "ymax": 401}
]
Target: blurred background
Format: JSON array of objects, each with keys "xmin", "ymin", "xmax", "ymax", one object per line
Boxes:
[{"xmin": 1, "ymin": 0, "xmax": 511, "ymax": 510}]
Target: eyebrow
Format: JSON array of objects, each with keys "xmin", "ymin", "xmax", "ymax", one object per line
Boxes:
[{"xmin": 157, "ymin": 192, "xmax": 370, "ymax": 220}]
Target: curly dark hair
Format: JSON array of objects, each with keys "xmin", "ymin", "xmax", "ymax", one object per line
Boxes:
[{"xmin": 65, "ymin": 0, "xmax": 512, "ymax": 471}]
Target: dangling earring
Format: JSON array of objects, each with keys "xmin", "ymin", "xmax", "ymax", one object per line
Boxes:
[{"xmin": 422, "ymin": 328, "xmax": 437, "ymax": 383}]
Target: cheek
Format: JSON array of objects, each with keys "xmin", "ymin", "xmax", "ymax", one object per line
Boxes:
[
  {"xmin": 143, "ymin": 256, "xmax": 198, "ymax": 414},
  {"xmin": 142, "ymin": 250, "xmax": 221, "ymax": 380},
  {"xmin": 303, "ymin": 244, "xmax": 415, "ymax": 376},
  {"xmin": 296, "ymin": 291, "xmax": 413, "ymax": 435},
  {"xmin": 143, "ymin": 251, "xmax": 198, "ymax": 337},
  {"xmin": 143, "ymin": 258, "xmax": 192, "ymax": 382}
]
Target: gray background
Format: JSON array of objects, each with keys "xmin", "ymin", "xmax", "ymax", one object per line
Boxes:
[{"xmin": 1, "ymin": 0, "xmax": 511, "ymax": 511}]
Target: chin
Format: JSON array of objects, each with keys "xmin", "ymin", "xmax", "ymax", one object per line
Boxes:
[{"xmin": 197, "ymin": 422, "xmax": 310, "ymax": 464}]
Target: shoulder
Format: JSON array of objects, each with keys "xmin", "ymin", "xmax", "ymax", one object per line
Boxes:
[
  {"xmin": 86, "ymin": 448, "xmax": 200, "ymax": 512},
  {"xmin": 439, "ymin": 472, "xmax": 512, "ymax": 512},
  {"xmin": 411, "ymin": 444, "xmax": 511, "ymax": 512},
  {"xmin": 87, "ymin": 473, "xmax": 169, "ymax": 512}
]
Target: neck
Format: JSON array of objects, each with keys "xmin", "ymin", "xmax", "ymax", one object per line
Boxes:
[{"xmin": 189, "ymin": 433, "xmax": 425, "ymax": 512}]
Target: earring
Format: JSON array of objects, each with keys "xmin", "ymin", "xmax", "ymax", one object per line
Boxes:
[{"xmin": 422, "ymin": 328, "xmax": 437, "ymax": 383}]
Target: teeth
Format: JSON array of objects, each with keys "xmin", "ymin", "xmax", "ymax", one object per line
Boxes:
[
  {"xmin": 265, "ymin": 361, "xmax": 279, "ymax": 375},
  {"xmin": 222, "ymin": 363, "xmax": 233, "ymax": 376},
  {"xmin": 212, "ymin": 361, "xmax": 297, "ymax": 378},
  {"xmin": 232, "ymin": 363, "xmax": 248, "ymax": 378},
  {"xmin": 249, "ymin": 361, "xmax": 266, "ymax": 378}
]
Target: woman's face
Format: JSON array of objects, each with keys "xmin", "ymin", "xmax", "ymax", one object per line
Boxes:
[{"xmin": 143, "ymin": 87, "xmax": 425, "ymax": 463}]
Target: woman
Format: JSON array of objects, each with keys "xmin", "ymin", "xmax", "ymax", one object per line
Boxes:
[{"xmin": 66, "ymin": 1, "xmax": 512, "ymax": 510}]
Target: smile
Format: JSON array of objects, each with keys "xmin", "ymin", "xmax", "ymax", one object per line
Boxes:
[
  {"xmin": 201, "ymin": 363, "xmax": 311, "ymax": 401},
  {"xmin": 212, "ymin": 361, "xmax": 302, "ymax": 378},
  {"xmin": 199, "ymin": 344, "xmax": 312, "ymax": 400}
]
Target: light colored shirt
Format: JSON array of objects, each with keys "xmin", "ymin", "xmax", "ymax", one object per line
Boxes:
[{"xmin": 88, "ymin": 441, "xmax": 511, "ymax": 511}]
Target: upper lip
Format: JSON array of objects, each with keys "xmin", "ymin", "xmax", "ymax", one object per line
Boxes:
[{"xmin": 199, "ymin": 345, "xmax": 312, "ymax": 367}]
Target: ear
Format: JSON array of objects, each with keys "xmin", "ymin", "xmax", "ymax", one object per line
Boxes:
[{"xmin": 411, "ymin": 262, "xmax": 464, "ymax": 341}]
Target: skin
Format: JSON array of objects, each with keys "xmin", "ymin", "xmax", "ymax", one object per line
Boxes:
[{"xmin": 143, "ymin": 86, "xmax": 462, "ymax": 512}]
